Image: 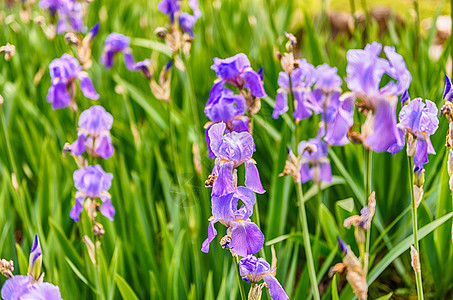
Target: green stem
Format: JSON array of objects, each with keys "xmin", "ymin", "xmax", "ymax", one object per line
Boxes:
[
  {"xmin": 349, "ymin": 0, "xmax": 356, "ymax": 24},
  {"xmin": 296, "ymin": 182, "xmax": 320, "ymax": 300},
  {"xmin": 408, "ymin": 156, "xmax": 424, "ymax": 300},
  {"xmin": 234, "ymin": 256, "xmax": 247, "ymax": 300},
  {"xmin": 364, "ymin": 149, "xmax": 372, "ymax": 273},
  {"xmin": 413, "ymin": 0, "xmax": 420, "ymax": 58}
]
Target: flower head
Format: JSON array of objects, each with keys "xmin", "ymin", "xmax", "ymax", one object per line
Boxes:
[
  {"xmin": 321, "ymin": 91, "xmax": 355, "ymax": 146},
  {"xmin": 56, "ymin": 0, "xmax": 85, "ymax": 34},
  {"xmin": 70, "ymin": 106, "xmax": 114, "ymax": 159},
  {"xmin": 239, "ymin": 255, "xmax": 289, "ymax": 300},
  {"xmin": 211, "ymin": 53, "xmax": 266, "ymax": 98},
  {"xmin": 71, "ymin": 165, "xmax": 114, "ymax": 222},
  {"xmin": 388, "ymin": 98, "xmax": 439, "ymax": 171},
  {"xmin": 346, "ymin": 42, "xmax": 411, "ymax": 152},
  {"xmin": 298, "ymin": 138, "xmax": 331, "ymax": 185},
  {"xmin": 101, "ymin": 33, "xmax": 134, "ymax": 70},
  {"xmin": 158, "ymin": 0, "xmax": 180, "ymax": 23},
  {"xmin": 201, "ymin": 188, "xmax": 264, "ymax": 257},
  {"xmin": 207, "ymin": 122, "xmax": 265, "ymax": 196},
  {"xmin": 47, "ymin": 53, "xmax": 99, "ymax": 109}
]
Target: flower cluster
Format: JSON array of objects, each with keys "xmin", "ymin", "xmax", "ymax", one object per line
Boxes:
[
  {"xmin": 345, "ymin": 42, "xmax": 411, "ymax": 152},
  {"xmin": 39, "ymin": 0, "xmax": 91, "ymax": 35},
  {"xmin": 156, "ymin": 0, "xmax": 201, "ymax": 54},
  {"xmin": 0, "ymin": 235, "xmax": 63, "ymax": 300},
  {"xmin": 202, "ymin": 53, "xmax": 287, "ymax": 300},
  {"xmin": 205, "ymin": 53, "xmax": 266, "ymax": 157}
]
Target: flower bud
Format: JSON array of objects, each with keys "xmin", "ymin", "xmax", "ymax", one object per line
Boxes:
[
  {"xmin": 28, "ymin": 234, "xmax": 42, "ymax": 281},
  {"xmin": 410, "ymin": 245, "xmax": 421, "ymax": 274}
]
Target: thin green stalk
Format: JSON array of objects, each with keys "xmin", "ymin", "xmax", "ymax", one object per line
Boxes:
[
  {"xmin": 234, "ymin": 256, "xmax": 247, "ymax": 300},
  {"xmin": 296, "ymin": 182, "xmax": 320, "ymax": 300},
  {"xmin": 349, "ymin": 0, "xmax": 356, "ymax": 24},
  {"xmin": 364, "ymin": 149, "xmax": 372, "ymax": 273},
  {"xmin": 408, "ymin": 156, "xmax": 424, "ymax": 300},
  {"xmin": 413, "ymin": 0, "xmax": 420, "ymax": 58}
]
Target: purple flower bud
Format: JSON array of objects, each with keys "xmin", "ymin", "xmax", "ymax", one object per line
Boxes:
[
  {"xmin": 101, "ymin": 33, "xmax": 134, "ymax": 71},
  {"xmin": 337, "ymin": 236, "xmax": 348, "ymax": 254},
  {"xmin": 28, "ymin": 234, "xmax": 42, "ymax": 280},
  {"xmin": 88, "ymin": 22, "xmax": 100, "ymax": 42},
  {"xmin": 71, "ymin": 165, "xmax": 114, "ymax": 222},
  {"xmin": 238, "ymin": 255, "xmax": 289, "ymax": 300},
  {"xmin": 444, "ymin": 75, "xmax": 453, "ymax": 102},
  {"xmin": 47, "ymin": 54, "xmax": 99, "ymax": 109},
  {"xmin": 70, "ymin": 106, "xmax": 114, "ymax": 159}
]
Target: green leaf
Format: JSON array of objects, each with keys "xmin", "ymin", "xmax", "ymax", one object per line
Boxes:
[{"xmin": 115, "ymin": 274, "xmax": 140, "ymax": 300}]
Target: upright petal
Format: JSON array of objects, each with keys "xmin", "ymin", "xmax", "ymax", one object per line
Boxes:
[
  {"xmin": 414, "ymin": 137, "xmax": 429, "ymax": 170},
  {"xmin": 245, "ymin": 160, "xmax": 265, "ymax": 194},
  {"xmin": 211, "ymin": 193, "xmax": 235, "ymax": 221},
  {"xmin": 261, "ymin": 274, "xmax": 290, "ymax": 300},
  {"xmin": 101, "ymin": 50, "xmax": 114, "ymax": 69},
  {"xmin": 208, "ymin": 122, "xmax": 226, "ymax": 157},
  {"xmin": 272, "ymin": 90, "xmax": 288, "ymax": 119},
  {"xmin": 230, "ymin": 221, "xmax": 264, "ymax": 257}
]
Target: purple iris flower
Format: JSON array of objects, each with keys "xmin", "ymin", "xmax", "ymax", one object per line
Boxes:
[
  {"xmin": 133, "ymin": 59, "xmax": 152, "ymax": 80},
  {"xmin": 239, "ymin": 255, "xmax": 289, "ymax": 300},
  {"xmin": 321, "ymin": 91, "xmax": 355, "ymax": 146},
  {"xmin": 39, "ymin": 0, "xmax": 64, "ymax": 11},
  {"xmin": 47, "ymin": 53, "xmax": 99, "ymax": 109},
  {"xmin": 346, "ymin": 42, "xmax": 411, "ymax": 152},
  {"xmin": 1, "ymin": 276, "xmax": 62, "ymax": 300},
  {"xmin": 55, "ymin": 0, "xmax": 84, "ymax": 34},
  {"xmin": 101, "ymin": 33, "xmax": 135, "ymax": 71},
  {"xmin": 211, "ymin": 53, "xmax": 266, "ymax": 98},
  {"xmin": 201, "ymin": 187, "xmax": 264, "ymax": 257},
  {"xmin": 314, "ymin": 64, "xmax": 342, "ymax": 93},
  {"xmin": 207, "ymin": 122, "xmax": 265, "ymax": 196},
  {"xmin": 273, "ymin": 59, "xmax": 320, "ymax": 120},
  {"xmin": 158, "ymin": 0, "xmax": 180, "ymax": 23},
  {"xmin": 70, "ymin": 106, "xmax": 114, "ymax": 159},
  {"xmin": 298, "ymin": 138, "xmax": 332, "ymax": 184},
  {"xmin": 28, "ymin": 234, "xmax": 42, "ymax": 280},
  {"xmin": 388, "ymin": 98, "xmax": 439, "ymax": 171},
  {"xmin": 71, "ymin": 165, "xmax": 115, "ymax": 222}
]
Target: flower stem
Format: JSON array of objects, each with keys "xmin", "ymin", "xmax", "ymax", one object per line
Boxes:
[
  {"xmin": 296, "ymin": 182, "xmax": 320, "ymax": 300},
  {"xmin": 364, "ymin": 148, "xmax": 372, "ymax": 273},
  {"xmin": 234, "ymin": 256, "xmax": 247, "ymax": 300},
  {"xmin": 408, "ymin": 156, "xmax": 424, "ymax": 300}
]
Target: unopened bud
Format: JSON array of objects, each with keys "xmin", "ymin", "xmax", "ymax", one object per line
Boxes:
[
  {"xmin": 0, "ymin": 43, "xmax": 15, "ymax": 60},
  {"xmin": 410, "ymin": 245, "xmax": 421, "ymax": 274},
  {"xmin": 284, "ymin": 32, "xmax": 297, "ymax": 52},
  {"xmin": 64, "ymin": 32, "xmax": 80, "ymax": 45},
  {"xmin": 93, "ymin": 222, "xmax": 105, "ymax": 236},
  {"xmin": 414, "ymin": 169, "xmax": 425, "ymax": 187},
  {"xmin": 154, "ymin": 27, "xmax": 168, "ymax": 39},
  {"xmin": 413, "ymin": 185, "xmax": 423, "ymax": 209},
  {"xmin": 82, "ymin": 236, "xmax": 96, "ymax": 265}
]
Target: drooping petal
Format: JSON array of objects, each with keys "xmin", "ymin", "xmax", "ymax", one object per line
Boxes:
[
  {"xmin": 201, "ymin": 218, "xmax": 218, "ymax": 253},
  {"xmin": 95, "ymin": 133, "xmax": 114, "ymax": 159},
  {"xmin": 319, "ymin": 161, "xmax": 332, "ymax": 183},
  {"xmin": 20, "ymin": 282, "xmax": 63, "ymax": 300},
  {"xmin": 245, "ymin": 160, "xmax": 265, "ymax": 194},
  {"xmin": 101, "ymin": 50, "xmax": 114, "ymax": 69},
  {"xmin": 70, "ymin": 132, "xmax": 87, "ymax": 156},
  {"xmin": 211, "ymin": 193, "xmax": 235, "ymax": 222},
  {"xmin": 212, "ymin": 161, "xmax": 235, "ymax": 196},
  {"xmin": 364, "ymin": 98, "xmax": 399, "ymax": 152},
  {"xmin": 261, "ymin": 274, "xmax": 290, "ymax": 300},
  {"xmin": 50, "ymin": 81, "xmax": 72, "ymax": 109},
  {"xmin": 240, "ymin": 69, "xmax": 267, "ymax": 97},
  {"xmin": 324, "ymin": 92, "xmax": 354, "ymax": 146},
  {"xmin": 229, "ymin": 221, "xmax": 264, "ymax": 257},
  {"xmin": 100, "ymin": 195, "xmax": 115, "ymax": 221},
  {"xmin": 78, "ymin": 72, "xmax": 100, "ymax": 100},
  {"xmin": 387, "ymin": 126, "xmax": 405, "ymax": 154},
  {"xmin": 414, "ymin": 136, "xmax": 429, "ymax": 171},
  {"xmin": 70, "ymin": 192, "xmax": 86, "ymax": 222},
  {"xmin": 1, "ymin": 275, "xmax": 31, "ymax": 300},
  {"xmin": 300, "ymin": 162, "xmax": 312, "ymax": 184},
  {"xmin": 272, "ymin": 89, "xmax": 289, "ymax": 119},
  {"xmin": 123, "ymin": 50, "xmax": 135, "ymax": 71}
]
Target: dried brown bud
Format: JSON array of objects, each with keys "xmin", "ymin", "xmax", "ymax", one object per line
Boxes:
[
  {"xmin": 65, "ymin": 32, "xmax": 80, "ymax": 46},
  {"xmin": 410, "ymin": 245, "xmax": 421, "ymax": 274},
  {"xmin": 82, "ymin": 236, "xmax": 96, "ymax": 265},
  {"xmin": 154, "ymin": 27, "xmax": 168, "ymax": 39},
  {"xmin": 0, "ymin": 259, "xmax": 14, "ymax": 278},
  {"xmin": 413, "ymin": 185, "xmax": 423, "ymax": 209},
  {"xmin": 0, "ymin": 43, "xmax": 15, "ymax": 60},
  {"xmin": 93, "ymin": 222, "xmax": 105, "ymax": 237}
]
